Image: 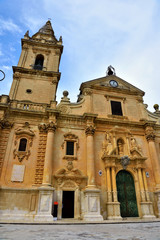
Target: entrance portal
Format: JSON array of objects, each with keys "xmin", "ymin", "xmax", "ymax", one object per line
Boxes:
[
  {"xmin": 116, "ymin": 170, "xmax": 138, "ymax": 217},
  {"xmin": 62, "ymin": 191, "xmax": 74, "ymax": 218}
]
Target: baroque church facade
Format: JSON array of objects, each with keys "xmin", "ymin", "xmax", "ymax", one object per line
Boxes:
[{"xmin": 0, "ymin": 21, "xmax": 160, "ymax": 222}]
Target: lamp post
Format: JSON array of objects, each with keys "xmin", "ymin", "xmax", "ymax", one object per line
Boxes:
[{"xmin": 0, "ymin": 70, "xmax": 5, "ymax": 81}]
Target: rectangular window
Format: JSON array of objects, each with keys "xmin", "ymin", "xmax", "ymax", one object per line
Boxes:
[
  {"xmin": 66, "ymin": 141, "xmax": 74, "ymax": 155},
  {"xmin": 111, "ymin": 101, "xmax": 123, "ymax": 116}
]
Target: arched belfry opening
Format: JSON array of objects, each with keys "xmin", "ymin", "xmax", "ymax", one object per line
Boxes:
[
  {"xmin": 116, "ymin": 170, "xmax": 138, "ymax": 218},
  {"xmin": 34, "ymin": 54, "xmax": 44, "ymax": 70}
]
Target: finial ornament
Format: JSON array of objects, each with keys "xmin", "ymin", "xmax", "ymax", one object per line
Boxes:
[
  {"xmin": 154, "ymin": 104, "xmax": 159, "ymax": 112},
  {"xmin": 106, "ymin": 65, "xmax": 116, "ymax": 76}
]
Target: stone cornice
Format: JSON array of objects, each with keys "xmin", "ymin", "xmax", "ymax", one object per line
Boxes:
[
  {"xmin": 22, "ymin": 38, "xmax": 63, "ymax": 53},
  {"xmin": 12, "ymin": 66, "xmax": 61, "ymax": 79},
  {"xmin": 81, "ymin": 85, "xmax": 144, "ymax": 97}
]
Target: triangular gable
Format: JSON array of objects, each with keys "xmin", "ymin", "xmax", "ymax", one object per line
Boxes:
[{"xmin": 80, "ymin": 75, "xmax": 145, "ymax": 96}]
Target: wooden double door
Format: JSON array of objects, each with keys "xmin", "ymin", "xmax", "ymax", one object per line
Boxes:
[{"xmin": 116, "ymin": 170, "xmax": 138, "ymax": 218}]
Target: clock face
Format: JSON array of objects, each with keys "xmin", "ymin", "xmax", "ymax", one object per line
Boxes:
[{"xmin": 109, "ymin": 80, "xmax": 118, "ymax": 88}]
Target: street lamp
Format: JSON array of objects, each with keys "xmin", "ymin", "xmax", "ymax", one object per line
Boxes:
[{"xmin": 0, "ymin": 70, "xmax": 5, "ymax": 81}]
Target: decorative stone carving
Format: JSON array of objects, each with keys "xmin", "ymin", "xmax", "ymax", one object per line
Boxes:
[
  {"xmin": 145, "ymin": 125, "xmax": 155, "ymax": 141},
  {"xmin": 67, "ymin": 161, "xmax": 73, "ymax": 171},
  {"xmin": 85, "ymin": 125, "xmax": 95, "ymax": 136},
  {"xmin": 130, "ymin": 136, "xmax": 142, "ymax": 157},
  {"xmin": 13, "ymin": 149, "xmax": 30, "ymax": 162},
  {"xmin": 58, "ymin": 105, "xmax": 70, "ymax": 114},
  {"xmin": 54, "ymin": 167, "xmax": 87, "ymax": 189},
  {"xmin": 13, "ymin": 122, "xmax": 35, "ymax": 162},
  {"xmin": 121, "ymin": 156, "xmax": 130, "ymax": 169},
  {"xmin": 62, "ymin": 132, "xmax": 79, "ymax": 160},
  {"xmin": 0, "ymin": 119, "xmax": 13, "ymax": 129},
  {"xmin": 38, "ymin": 121, "xmax": 57, "ymax": 133},
  {"xmin": 38, "ymin": 123, "xmax": 48, "ymax": 133},
  {"xmin": 83, "ymin": 88, "xmax": 93, "ymax": 96},
  {"xmin": 47, "ymin": 121, "xmax": 57, "ymax": 132},
  {"xmin": 102, "ymin": 132, "xmax": 113, "ymax": 155}
]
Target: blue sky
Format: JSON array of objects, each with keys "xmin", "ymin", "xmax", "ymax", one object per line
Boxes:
[{"xmin": 0, "ymin": 0, "xmax": 160, "ymax": 111}]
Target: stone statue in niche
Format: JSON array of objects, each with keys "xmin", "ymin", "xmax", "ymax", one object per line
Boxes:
[
  {"xmin": 102, "ymin": 132, "xmax": 113, "ymax": 155},
  {"xmin": 117, "ymin": 139, "xmax": 124, "ymax": 155}
]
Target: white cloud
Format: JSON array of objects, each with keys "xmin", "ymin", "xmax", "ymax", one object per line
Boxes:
[
  {"xmin": 1, "ymin": 66, "xmax": 11, "ymax": 71},
  {"xmin": 0, "ymin": 0, "xmax": 159, "ymax": 110},
  {"xmin": 0, "ymin": 17, "xmax": 22, "ymax": 35}
]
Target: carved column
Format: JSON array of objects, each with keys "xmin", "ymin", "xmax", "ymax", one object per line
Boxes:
[
  {"xmin": 104, "ymin": 160, "xmax": 121, "ymax": 220},
  {"xmin": 111, "ymin": 167, "xmax": 118, "ymax": 202},
  {"xmin": 85, "ymin": 125, "xmax": 96, "ymax": 187},
  {"xmin": 83, "ymin": 120, "xmax": 103, "ymax": 221},
  {"xmin": 145, "ymin": 125, "xmax": 160, "ymax": 189},
  {"xmin": 106, "ymin": 167, "xmax": 112, "ymax": 202},
  {"xmin": 42, "ymin": 122, "xmax": 57, "ymax": 186},
  {"xmin": 35, "ymin": 121, "xmax": 56, "ymax": 222}
]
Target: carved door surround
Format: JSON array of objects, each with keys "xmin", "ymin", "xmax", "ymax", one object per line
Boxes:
[
  {"xmin": 101, "ymin": 126, "xmax": 156, "ymax": 219},
  {"xmin": 53, "ymin": 166, "xmax": 87, "ymax": 220}
]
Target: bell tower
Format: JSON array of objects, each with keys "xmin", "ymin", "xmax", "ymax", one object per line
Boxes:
[{"xmin": 9, "ymin": 20, "xmax": 63, "ymax": 104}]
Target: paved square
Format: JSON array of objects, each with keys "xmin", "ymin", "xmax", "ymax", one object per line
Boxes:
[{"xmin": 0, "ymin": 222, "xmax": 160, "ymax": 240}]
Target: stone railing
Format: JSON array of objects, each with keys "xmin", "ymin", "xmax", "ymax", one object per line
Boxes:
[{"xmin": 11, "ymin": 100, "xmax": 48, "ymax": 112}]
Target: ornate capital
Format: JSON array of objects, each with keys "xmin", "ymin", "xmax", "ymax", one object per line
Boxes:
[
  {"xmin": 0, "ymin": 120, "xmax": 13, "ymax": 129},
  {"xmin": 38, "ymin": 123, "xmax": 48, "ymax": 133},
  {"xmin": 47, "ymin": 121, "xmax": 57, "ymax": 132},
  {"xmin": 38, "ymin": 122, "xmax": 57, "ymax": 133},
  {"xmin": 85, "ymin": 125, "xmax": 95, "ymax": 136},
  {"xmin": 145, "ymin": 125, "xmax": 155, "ymax": 142}
]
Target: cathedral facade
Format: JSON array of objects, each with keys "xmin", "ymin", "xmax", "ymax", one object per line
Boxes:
[{"xmin": 0, "ymin": 21, "xmax": 160, "ymax": 222}]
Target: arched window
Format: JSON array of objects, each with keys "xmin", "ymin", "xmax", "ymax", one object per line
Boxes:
[
  {"xmin": 18, "ymin": 138, "xmax": 27, "ymax": 151},
  {"xmin": 33, "ymin": 54, "xmax": 44, "ymax": 70}
]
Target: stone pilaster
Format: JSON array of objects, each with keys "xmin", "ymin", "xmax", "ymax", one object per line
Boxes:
[
  {"xmin": 156, "ymin": 191, "xmax": 160, "ymax": 218},
  {"xmin": 138, "ymin": 168, "xmax": 146, "ymax": 202},
  {"xmin": 145, "ymin": 125, "xmax": 160, "ymax": 190},
  {"xmin": 138, "ymin": 167, "xmax": 156, "ymax": 219}
]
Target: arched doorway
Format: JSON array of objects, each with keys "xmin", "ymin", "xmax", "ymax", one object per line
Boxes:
[{"xmin": 116, "ymin": 170, "xmax": 138, "ymax": 217}]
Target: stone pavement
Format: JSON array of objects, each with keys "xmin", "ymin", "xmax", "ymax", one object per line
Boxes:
[{"xmin": 0, "ymin": 222, "xmax": 160, "ymax": 240}]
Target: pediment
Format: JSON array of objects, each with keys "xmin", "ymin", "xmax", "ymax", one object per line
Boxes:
[{"xmin": 80, "ymin": 75, "xmax": 144, "ymax": 96}]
